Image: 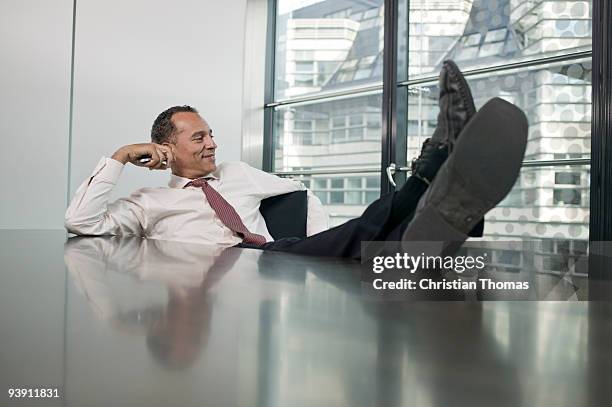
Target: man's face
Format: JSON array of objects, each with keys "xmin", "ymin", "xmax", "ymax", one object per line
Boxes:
[{"xmin": 166, "ymin": 112, "xmax": 217, "ymax": 179}]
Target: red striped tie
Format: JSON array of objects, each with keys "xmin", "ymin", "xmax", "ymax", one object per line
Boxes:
[{"xmin": 185, "ymin": 178, "xmax": 267, "ymax": 246}]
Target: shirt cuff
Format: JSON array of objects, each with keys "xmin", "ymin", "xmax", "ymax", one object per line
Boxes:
[{"xmin": 90, "ymin": 157, "xmax": 125, "ymax": 184}]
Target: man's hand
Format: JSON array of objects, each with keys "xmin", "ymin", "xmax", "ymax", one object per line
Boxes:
[{"xmin": 111, "ymin": 143, "xmax": 174, "ymax": 170}]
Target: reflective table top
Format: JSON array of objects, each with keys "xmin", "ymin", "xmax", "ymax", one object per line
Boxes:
[{"xmin": 0, "ymin": 230, "xmax": 611, "ymax": 407}]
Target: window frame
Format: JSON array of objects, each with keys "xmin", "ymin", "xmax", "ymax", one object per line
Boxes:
[{"xmin": 262, "ymin": 0, "xmax": 611, "ymax": 243}]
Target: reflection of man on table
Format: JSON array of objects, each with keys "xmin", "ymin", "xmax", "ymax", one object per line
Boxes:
[
  {"xmin": 66, "ymin": 61, "xmax": 528, "ymax": 259},
  {"xmin": 65, "ymin": 236, "xmax": 245, "ymax": 368}
]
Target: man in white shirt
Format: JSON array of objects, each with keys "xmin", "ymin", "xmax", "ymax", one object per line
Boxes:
[
  {"xmin": 66, "ymin": 62, "xmax": 528, "ymax": 259},
  {"xmin": 65, "ymin": 115, "xmax": 329, "ymax": 247}
]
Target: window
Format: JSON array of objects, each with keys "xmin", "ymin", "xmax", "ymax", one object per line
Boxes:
[
  {"xmin": 555, "ymin": 172, "xmax": 581, "ymax": 185},
  {"xmin": 484, "ymin": 29, "xmax": 506, "ymax": 43},
  {"xmin": 274, "ymin": 1, "xmax": 383, "ymax": 100},
  {"xmin": 402, "ymin": 0, "xmax": 592, "ymax": 247},
  {"xmin": 267, "ymin": 0, "xmax": 593, "ymax": 240},
  {"xmin": 365, "ymin": 177, "xmax": 380, "ymax": 189},
  {"xmin": 271, "ymin": 0, "xmax": 385, "ymax": 220},
  {"xmin": 497, "ymin": 250, "xmax": 522, "ymax": 266},
  {"xmin": 464, "ymin": 33, "xmax": 481, "ymax": 47},
  {"xmin": 294, "ymin": 120, "xmax": 312, "ymax": 130},
  {"xmin": 554, "ymin": 189, "xmax": 582, "ymax": 206},
  {"xmin": 543, "ymin": 256, "xmax": 569, "ymax": 273},
  {"xmin": 330, "ymin": 178, "xmax": 343, "ymax": 189},
  {"xmin": 307, "ymin": 176, "xmax": 382, "ymax": 207}
]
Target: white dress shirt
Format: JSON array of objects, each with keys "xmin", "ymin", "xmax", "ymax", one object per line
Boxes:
[{"xmin": 65, "ymin": 157, "xmax": 329, "ymax": 246}]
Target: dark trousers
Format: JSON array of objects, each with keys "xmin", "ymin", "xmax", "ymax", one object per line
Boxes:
[{"xmin": 239, "ymin": 177, "xmax": 429, "ymax": 260}]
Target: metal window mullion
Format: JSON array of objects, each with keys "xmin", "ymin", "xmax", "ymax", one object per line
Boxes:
[
  {"xmin": 590, "ymin": 0, "xmax": 612, "ymax": 244},
  {"xmin": 521, "ymin": 158, "xmax": 591, "ymax": 168},
  {"xmin": 266, "ymin": 83, "xmax": 383, "ymax": 108},
  {"xmin": 262, "ymin": 0, "xmax": 277, "ymax": 172},
  {"xmin": 271, "ymin": 158, "xmax": 590, "ymax": 177},
  {"xmin": 397, "ymin": 50, "xmax": 593, "ymax": 88},
  {"xmin": 380, "ymin": 0, "xmax": 399, "ymax": 194}
]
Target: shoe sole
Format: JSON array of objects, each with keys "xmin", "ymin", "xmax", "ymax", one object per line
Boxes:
[
  {"xmin": 450, "ymin": 97, "xmax": 527, "ymax": 210},
  {"xmin": 402, "ymin": 97, "xmax": 528, "ymax": 243}
]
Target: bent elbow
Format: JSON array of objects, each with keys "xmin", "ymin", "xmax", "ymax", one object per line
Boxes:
[
  {"xmin": 64, "ymin": 212, "xmax": 78, "ymax": 234},
  {"xmin": 64, "ymin": 217, "xmax": 86, "ymax": 235},
  {"xmin": 64, "ymin": 215, "xmax": 104, "ymax": 236}
]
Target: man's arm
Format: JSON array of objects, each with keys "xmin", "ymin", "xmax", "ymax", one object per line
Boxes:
[{"xmin": 65, "ymin": 143, "xmax": 174, "ymax": 236}]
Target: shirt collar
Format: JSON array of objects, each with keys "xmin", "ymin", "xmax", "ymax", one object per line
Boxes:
[{"xmin": 168, "ymin": 170, "xmax": 219, "ymax": 189}]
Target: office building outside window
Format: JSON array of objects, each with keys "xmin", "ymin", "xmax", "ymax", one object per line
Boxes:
[{"xmin": 266, "ymin": 0, "xmax": 592, "ymax": 259}]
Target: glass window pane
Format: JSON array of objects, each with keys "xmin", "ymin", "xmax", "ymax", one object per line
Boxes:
[
  {"xmin": 273, "ymin": 93, "xmax": 382, "ymax": 225},
  {"xmin": 479, "ymin": 42, "xmax": 504, "ymax": 57},
  {"xmin": 331, "ymin": 129, "xmax": 346, "ymax": 142},
  {"xmin": 330, "ymin": 178, "xmax": 344, "ymax": 189},
  {"xmin": 354, "ymin": 68, "xmax": 372, "ymax": 80},
  {"xmin": 294, "ymin": 120, "xmax": 312, "ymax": 130},
  {"xmin": 367, "ymin": 113, "xmax": 381, "ymax": 128},
  {"xmin": 464, "ymin": 33, "xmax": 481, "ymax": 47},
  {"xmin": 365, "ymin": 191, "xmax": 379, "ymax": 205},
  {"xmin": 274, "ymin": 94, "xmax": 382, "ymax": 173},
  {"xmin": 348, "ymin": 127, "xmax": 363, "ymax": 140},
  {"xmin": 483, "ymin": 165, "xmax": 589, "ymax": 240},
  {"xmin": 366, "ymin": 176, "xmax": 380, "ymax": 189},
  {"xmin": 313, "ymin": 178, "xmax": 327, "ymax": 189},
  {"xmin": 275, "ymin": 0, "xmax": 384, "ymax": 100},
  {"xmin": 496, "ymin": 250, "xmax": 521, "ymax": 266},
  {"xmin": 406, "ymin": 61, "xmax": 592, "ymax": 164},
  {"xmin": 329, "ymin": 191, "xmax": 344, "ymax": 204},
  {"xmin": 349, "ymin": 114, "xmax": 363, "ymax": 126},
  {"xmin": 555, "ymin": 172, "xmax": 581, "ymax": 185},
  {"xmin": 542, "ymin": 256, "xmax": 569, "ymax": 272},
  {"xmin": 484, "ymin": 28, "xmax": 506, "ymax": 43},
  {"xmin": 347, "ymin": 178, "xmax": 362, "ymax": 189},
  {"xmin": 314, "ymin": 191, "xmax": 327, "ymax": 204},
  {"xmin": 345, "ymin": 191, "xmax": 361, "ymax": 204},
  {"xmin": 300, "ymin": 172, "xmax": 380, "ymax": 226},
  {"xmin": 332, "ymin": 117, "xmax": 344, "ymax": 127},
  {"xmin": 402, "ymin": 0, "xmax": 593, "ymax": 78},
  {"xmin": 295, "ymin": 61, "xmax": 314, "ymax": 72},
  {"xmin": 554, "ymin": 189, "xmax": 582, "ymax": 205}
]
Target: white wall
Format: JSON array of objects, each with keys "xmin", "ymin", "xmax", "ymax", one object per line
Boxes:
[
  {"xmin": 70, "ymin": 0, "xmax": 248, "ymax": 200},
  {"xmin": 0, "ymin": 0, "xmax": 250, "ymax": 228},
  {"xmin": 0, "ymin": 0, "xmax": 73, "ymax": 229}
]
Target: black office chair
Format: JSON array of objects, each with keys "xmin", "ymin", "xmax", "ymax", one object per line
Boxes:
[{"xmin": 260, "ymin": 191, "xmax": 308, "ymax": 240}]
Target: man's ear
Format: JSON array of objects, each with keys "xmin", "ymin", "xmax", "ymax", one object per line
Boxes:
[{"xmin": 162, "ymin": 141, "xmax": 175, "ymax": 153}]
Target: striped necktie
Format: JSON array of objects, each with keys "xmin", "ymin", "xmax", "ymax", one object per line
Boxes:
[{"xmin": 185, "ymin": 178, "xmax": 267, "ymax": 246}]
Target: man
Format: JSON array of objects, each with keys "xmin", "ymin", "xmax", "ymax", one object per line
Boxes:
[{"xmin": 66, "ymin": 61, "xmax": 528, "ymax": 260}]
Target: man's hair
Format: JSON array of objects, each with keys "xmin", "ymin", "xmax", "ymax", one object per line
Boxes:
[{"xmin": 151, "ymin": 105, "xmax": 199, "ymax": 144}]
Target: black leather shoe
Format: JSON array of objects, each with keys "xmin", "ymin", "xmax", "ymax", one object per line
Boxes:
[
  {"xmin": 411, "ymin": 138, "xmax": 448, "ymax": 185},
  {"xmin": 430, "ymin": 60, "xmax": 476, "ymax": 150},
  {"xmin": 410, "ymin": 139, "xmax": 486, "ymax": 237},
  {"xmin": 409, "ymin": 61, "xmax": 476, "ymax": 185},
  {"xmin": 402, "ymin": 98, "xmax": 528, "ymax": 246},
  {"xmin": 426, "ymin": 59, "xmax": 482, "ymax": 236}
]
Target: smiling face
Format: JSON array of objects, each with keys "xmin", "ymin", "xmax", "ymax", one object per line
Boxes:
[{"xmin": 165, "ymin": 112, "xmax": 217, "ymax": 179}]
